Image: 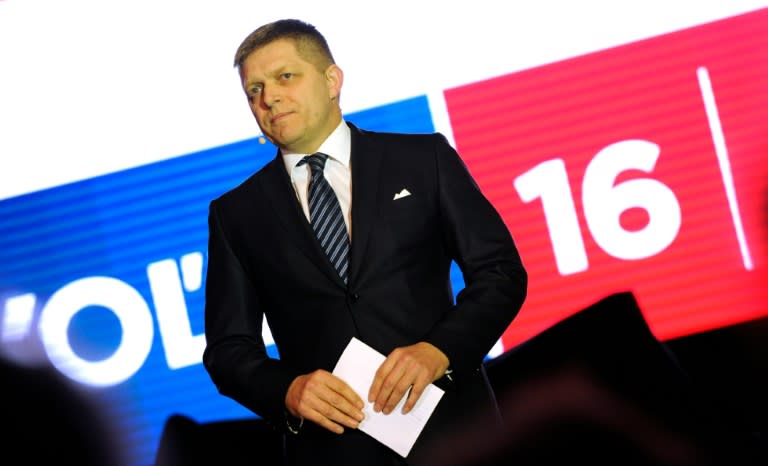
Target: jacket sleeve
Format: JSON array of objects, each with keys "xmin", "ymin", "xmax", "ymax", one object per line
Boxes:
[
  {"xmin": 202, "ymin": 201, "xmax": 300, "ymax": 428},
  {"xmin": 425, "ymin": 134, "xmax": 528, "ymax": 375}
]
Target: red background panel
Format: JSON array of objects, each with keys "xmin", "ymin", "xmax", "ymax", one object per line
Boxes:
[{"xmin": 445, "ymin": 8, "xmax": 768, "ymax": 349}]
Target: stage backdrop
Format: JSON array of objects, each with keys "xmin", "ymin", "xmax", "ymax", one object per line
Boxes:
[{"xmin": 1, "ymin": 2, "xmax": 767, "ymax": 465}]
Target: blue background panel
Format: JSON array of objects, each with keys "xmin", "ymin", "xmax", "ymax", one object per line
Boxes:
[{"xmin": 0, "ymin": 95, "xmax": 465, "ymax": 466}]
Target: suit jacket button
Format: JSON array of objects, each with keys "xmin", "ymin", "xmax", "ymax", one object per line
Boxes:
[{"xmin": 350, "ymin": 293, "xmax": 359, "ymax": 303}]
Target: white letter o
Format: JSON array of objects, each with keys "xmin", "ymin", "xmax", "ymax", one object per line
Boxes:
[{"xmin": 39, "ymin": 276, "xmax": 154, "ymax": 387}]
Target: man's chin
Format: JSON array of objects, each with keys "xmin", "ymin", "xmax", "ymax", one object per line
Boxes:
[{"xmin": 262, "ymin": 130, "xmax": 294, "ymax": 150}]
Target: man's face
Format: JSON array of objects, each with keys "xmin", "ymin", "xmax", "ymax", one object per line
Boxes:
[{"xmin": 239, "ymin": 38, "xmax": 342, "ymax": 154}]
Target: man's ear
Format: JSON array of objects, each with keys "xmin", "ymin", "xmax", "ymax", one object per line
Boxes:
[{"xmin": 326, "ymin": 64, "xmax": 344, "ymax": 101}]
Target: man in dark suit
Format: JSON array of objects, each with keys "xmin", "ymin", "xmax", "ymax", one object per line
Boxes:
[{"xmin": 202, "ymin": 18, "xmax": 528, "ymax": 466}]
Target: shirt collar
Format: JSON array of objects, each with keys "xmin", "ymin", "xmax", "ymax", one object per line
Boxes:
[{"xmin": 282, "ymin": 120, "xmax": 351, "ymax": 173}]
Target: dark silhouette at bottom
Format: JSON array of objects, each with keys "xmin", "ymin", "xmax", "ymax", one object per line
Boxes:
[{"xmin": 155, "ymin": 291, "xmax": 766, "ymax": 466}]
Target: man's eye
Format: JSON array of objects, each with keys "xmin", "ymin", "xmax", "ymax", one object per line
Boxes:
[
  {"xmin": 249, "ymin": 85, "xmax": 263, "ymax": 95},
  {"xmin": 280, "ymin": 73, "xmax": 293, "ymax": 80}
]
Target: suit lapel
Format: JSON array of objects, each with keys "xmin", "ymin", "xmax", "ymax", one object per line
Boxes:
[
  {"xmin": 260, "ymin": 153, "xmax": 347, "ymax": 287},
  {"xmin": 348, "ymin": 123, "xmax": 383, "ymax": 285}
]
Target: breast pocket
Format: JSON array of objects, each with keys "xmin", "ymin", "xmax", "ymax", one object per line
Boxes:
[{"xmin": 380, "ymin": 194, "xmax": 436, "ymax": 252}]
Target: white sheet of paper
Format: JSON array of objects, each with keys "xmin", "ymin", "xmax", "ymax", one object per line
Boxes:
[{"xmin": 332, "ymin": 337, "xmax": 444, "ymax": 457}]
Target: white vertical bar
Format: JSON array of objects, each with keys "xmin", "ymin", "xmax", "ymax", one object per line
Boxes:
[
  {"xmin": 696, "ymin": 66, "xmax": 753, "ymax": 270},
  {"xmin": 427, "ymin": 90, "xmax": 456, "ymax": 149}
]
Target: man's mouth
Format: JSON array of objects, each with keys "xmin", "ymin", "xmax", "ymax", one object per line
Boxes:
[{"xmin": 270, "ymin": 112, "xmax": 292, "ymax": 125}]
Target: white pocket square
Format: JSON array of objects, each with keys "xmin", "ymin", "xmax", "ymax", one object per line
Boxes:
[{"xmin": 393, "ymin": 188, "xmax": 411, "ymax": 200}]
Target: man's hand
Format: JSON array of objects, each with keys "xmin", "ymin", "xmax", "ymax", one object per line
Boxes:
[
  {"xmin": 285, "ymin": 369, "xmax": 365, "ymax": 434},
  {"xmin": 367, "ymin": 342, "xmax": 449, "ymax": 415}
]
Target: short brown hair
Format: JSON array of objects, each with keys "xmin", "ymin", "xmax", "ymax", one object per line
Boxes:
[{"xmin": 234, "ymin": 19, "xmax": 335, "ymax": 71}]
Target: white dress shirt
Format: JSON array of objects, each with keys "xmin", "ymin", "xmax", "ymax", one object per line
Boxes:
[{"xmin": 282, "ymin": 120, "xmax": 352, "ymax": 237}]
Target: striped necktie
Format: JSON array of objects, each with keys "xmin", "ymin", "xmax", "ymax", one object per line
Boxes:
[{"xmin": 298, "ymin": 152, "xmax": 350, "ymax": 284}]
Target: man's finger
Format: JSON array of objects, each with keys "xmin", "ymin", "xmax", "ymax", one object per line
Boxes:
[
  {"xmin": 381, "ymin": 375, "xmax": 413, "ymax": 414},
  {"xmin": 320, "ymin": 386, "xmax": 365, "ymax": 422},
  {"xmin": 300, "ymin": 387, "xmax": 365, "ymax": 434},
  {"xmin": 304, "ymin": 407, "xmax": 345, "ymax": 434},
  {"xmin": 402, "ymin": 380, "xmax": 427, "ymax": 414},
  {"xmin": 324, "ymin": 374, "xmax": 365, "ymax": 411},
  {"xmin": 368, "ymin": 355, "xmax": 396, "ymax": 403},
  {"xmin": 373, "ymin": 361, "xmax": 408, "ymax": 412}
]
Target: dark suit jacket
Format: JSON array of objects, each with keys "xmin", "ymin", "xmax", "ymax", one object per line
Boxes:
[{"xmin": 202, "ymin": 122, "xmax": 528, "ymax": 465}]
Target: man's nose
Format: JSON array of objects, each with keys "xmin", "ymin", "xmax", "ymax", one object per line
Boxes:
[{"xmin": 261, "ymin": 84, "xmax": 281, "ymax": 107}]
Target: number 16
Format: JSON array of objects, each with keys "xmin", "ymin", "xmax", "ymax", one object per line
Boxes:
[{"xmin": 514, "ymin": 139, "xmax": 682, "ymax": 275}]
